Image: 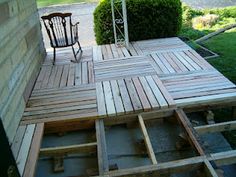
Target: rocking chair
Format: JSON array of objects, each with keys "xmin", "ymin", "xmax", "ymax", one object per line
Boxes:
[{"xmin": 41, "ymin": 13, "xmax": 83, "ymax": 64}]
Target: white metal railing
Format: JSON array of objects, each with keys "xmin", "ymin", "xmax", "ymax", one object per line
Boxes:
[{"xmin": 111, "ymin": 0, "xmax": 129, "ymax": 48}]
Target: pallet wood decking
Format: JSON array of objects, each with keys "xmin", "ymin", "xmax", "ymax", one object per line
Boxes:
[
  {"xmin": 17, "ymin": 37, "xmax": 236, "ymax": 176},
  {"xmin": 21, "ymin": 37, "xmax": 236, "ymax": 125}
]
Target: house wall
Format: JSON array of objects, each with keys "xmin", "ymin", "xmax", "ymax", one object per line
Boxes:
[{"xmin": 0, "ymin": 0, "xmax": 45, "ymax": 143}]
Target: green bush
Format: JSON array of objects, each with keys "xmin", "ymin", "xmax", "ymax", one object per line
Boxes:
[
  {"xmin": 94, "ymin": 0, "xmax": 182, "ymax": 45},
  {"xmin": 206, "ymin": 6, "xmax": 236, "ymax": 18},
  {"xmin": 182, "ymin": 4, "xmax": 204, "ymax": 23}
]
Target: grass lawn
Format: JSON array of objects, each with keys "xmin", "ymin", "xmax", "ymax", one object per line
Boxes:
[
  {"xmin": 180, "ymin": 5, "xmax": 236, "ymax": 148},
  {"xmin": 181, "ymin": 5, "xmax": 236, "ymax": 83},
  {"xmin": 204, "ymin": 29, "xmax": 236, "ymax": 84},
  {"xmin": 37, "ymin": 0, "xmax": 98, "ymax": 8}
]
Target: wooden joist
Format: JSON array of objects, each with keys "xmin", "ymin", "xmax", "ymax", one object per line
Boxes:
[
  {"xmin": 40, "ymin": 142, "xmax": 97, "ymax": 156},
  {"xmin": 195, "ymin": 120, "xmax": 236, "ymax": 134},
  {"xmin": 104, "ymin": 156, "xmax": 205, "ymax": 177},
  {"xmin": 96, "ymin": 119, "xmax": 109, "ymax": 175},
  {"xmin": 175, "ymin": 109, "xmax": 205, "ymax": 156},
  {"xmin": 138, "ymin": 115, "xmax": 157, "ymax": 164}
]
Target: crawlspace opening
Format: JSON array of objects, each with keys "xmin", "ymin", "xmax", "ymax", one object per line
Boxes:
[{"xmin": 36, "ymin": 129, "xmax": 97, "ymax": 177}]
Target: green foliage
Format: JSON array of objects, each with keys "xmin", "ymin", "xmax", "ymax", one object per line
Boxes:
[
  {"xmin": 206, "ymin": 6, "xmax": 236, "ymax": 18},
  {"xmin": 94, "ymin": 0, "xmax": 182, "ymax": 44},
  {"xmin": 182, "ymin": 4, "xmax": 203, "ymax": 23}
]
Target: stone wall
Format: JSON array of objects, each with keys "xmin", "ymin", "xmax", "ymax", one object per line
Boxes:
[{"xmin": 0, "ymin": 0, "xmax": 45, "ymax": 143}]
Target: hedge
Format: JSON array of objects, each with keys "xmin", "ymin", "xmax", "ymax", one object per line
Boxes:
[{"xmin": 94, "ymin": 0, "xmax": 182, "ymax": 45}]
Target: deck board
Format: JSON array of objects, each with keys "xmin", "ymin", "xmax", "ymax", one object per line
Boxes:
[{"xmin": 21, "ymin": 37, "xmax": 236, "ymax": 124}]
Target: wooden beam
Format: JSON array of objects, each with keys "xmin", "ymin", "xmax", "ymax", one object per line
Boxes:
[
  {"xmin": 96, "ymin": 119, "xmax": 109, "ymax": 175},
  {"xmin": 104, "ymin": 156, "xmax": 205, "ymax": 177},
  {"xmin": 203, "ymin": 160, "xmax": 218, "ymax": 177},
  {"xmin": 209, "ymin": 150, "xmax": 236, "ymax": 166},
  {"xmin": 175, "ymin": 109, "xmax": 205, "ymax": 156},
  {"xmin": 40, "ymin": 142, "xmax": 97, "ymax": 156},
  {"xmin": 104, "ymin": 109, "xmax": 174, "ymax": 126},
  {"xmin": 195, "ymin": 120, "xmax": 236, "ymax": 134},
  {"xmin": 138, "ymin": 115, "xmax": 157, "ymax": 164},
  {"xmin": 23, "ymin": 123, "xmax": 44, "ymax": 177}
]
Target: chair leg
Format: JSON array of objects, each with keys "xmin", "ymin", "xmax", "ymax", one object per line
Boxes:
[
  {"xmin": 71, "ymin": 45, "xmax": 77, "ymax": 62},
  {"xmin": 53, "ymin": 48, "xmax": 56, "ymax": 65},
  {"xmin": 77, "ymin": 41, "xmax": 82, "ymax": 52},
  {"xmin": 71, "ymin": 42, "xmax": 83, "ymax": 63},
  {"xmin": 77, "ymin": 41, "xmax": 83, "ymax": 60}
]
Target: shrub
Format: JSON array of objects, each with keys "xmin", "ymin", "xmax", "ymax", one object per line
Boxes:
[
  {"xmin": 192, "ymin": 14, "xmax": 219, "ymax": 29},
  {"xmin": 94, "ymin": 0, "xmax": 182, "ymax": 45},
  {"xmin": 206, "ymin": 6, "xmax": 236, "ymax": 18},
  {"xmin": 182, "ymin": 4, "xmax": 204, "ymax": 24}
]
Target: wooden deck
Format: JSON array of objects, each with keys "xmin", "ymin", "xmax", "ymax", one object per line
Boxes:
[
  {"xmin": 21, "ymin": 37, "xmax": 236, "ymax": 125},
  {"xmin": 16, "ymin": 37, "xmax": 236, "ymax": 177}
]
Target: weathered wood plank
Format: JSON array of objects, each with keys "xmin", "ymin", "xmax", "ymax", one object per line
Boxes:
[
  {"xmin": 23, "ymin": 123, "xmax": 44, "ymax": 177},
  {"xmin": 40, "ymin": 142, "xmax": 97, "ymax": 156},
  {"xmin": 96, "ymin": 119, "xmax": 109, "ymax": 175},
  {"xmin": 138, "ymin": 115, "xmax": 157, "ymax": 164},
  {"xmin": 16, "ymin": 124, "xmax": 36, "ymax": 175}
]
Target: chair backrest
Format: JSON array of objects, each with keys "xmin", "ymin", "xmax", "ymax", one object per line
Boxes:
[{"xmin": 41, "ymin": 13, "xmax": 74, "ymax": 47}]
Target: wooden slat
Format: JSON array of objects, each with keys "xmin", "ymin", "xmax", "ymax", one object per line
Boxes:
[
  {"xmin": 23, "ymin": 123, "xmax": 44, "ymax": 177},
  {"xmin": 60, "ymin": 65, "xmax": 69, "ymax": 87},
  {"xmin": 82, "ymin": 62, "xmax": 88, "ymax": 84},
  {"xmin": 16, "ymin": 124, "xmax": 36, "ymax": 175},
  {"xmin": 132, "ymin": 77, "xmax": 151, "ymax": 111},
  {"xmin": 138, "ymin": 115, "xmax": 157, "ymax": 164},
  {"xmin": 47, "ymin": 66, "xmax": 58, "ymax": 88},
  {"xmin": 152, "ymin": 75, "xmax": 175, "ymax": 107},
  {"xmin": 103, "ymin": 81, "xmax": 116, "ymax": 115},
  {"xmin": 96, "ymin": 82, "xmax": 107, "ymax": 116},
  {"xmin": 139, "ymin": 76, "xmax": 159, "ymax": 108},
  {"xmin": 11, "ymin": 125, "xmax": 27, "ymax": 159},
  {"xmin": 88, "ymin": 61, "xmax": 95, "ymax": 83},
  {"xmin": 145, "ymin": 76, "xmax": 168, "ymax": 108},
  {"xmin": 75, "ymin": 62, "xmax": 82, "ymax": 85},
  {"xmin": 125, "ymin": 78, "xmax": 143, "ymax": 111},
  {"xmin": 67, "ymin": 64, "xmax": 75, "ymax": 86},
  {"xmin": 117, "ymin": 79, "xmax": 134, "ymax": 113},
  {"xmin": 41, "ymin": 66, "xmax": 52, "ymax": 89},
  {"xmin": 110, "ymin": 44, "xmax": 119, "ymax": 58},
  {"xmin": 110, "ymin": 80, "xmax": 125, "ymax": 115}
]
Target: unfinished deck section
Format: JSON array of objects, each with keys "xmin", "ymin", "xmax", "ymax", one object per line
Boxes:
[{"xmin": 18, "ymin": 37, "xmax": 236, "ymax": 177}]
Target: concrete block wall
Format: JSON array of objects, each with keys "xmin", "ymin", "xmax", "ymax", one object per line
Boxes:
[{"xmin": 0, "ymin": 0, "xmax": 46, "ymax": 143}]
